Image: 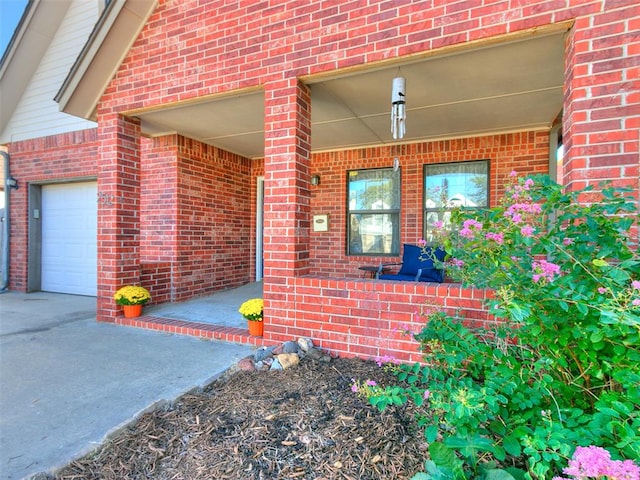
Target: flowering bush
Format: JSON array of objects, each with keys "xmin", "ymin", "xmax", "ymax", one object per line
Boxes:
[
  {"xmin": 238, "ymin": 298, "xmax": 263, "ymax": 321},
  {"xmin": 555, "ymin": 446, "xmax": 640, "ymax": 480},
  {"xmin": 114, "ymin": 285, "xmax": 151, "ymax": 306},
  {"xmin": 356, "ymin": 174, "xmax": 639, "ymax": 479}
]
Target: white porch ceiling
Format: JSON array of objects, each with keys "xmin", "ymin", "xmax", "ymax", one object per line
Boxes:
[{"xmin": 135, "ymin": 31, "xmax": 566, "ymax": 159}]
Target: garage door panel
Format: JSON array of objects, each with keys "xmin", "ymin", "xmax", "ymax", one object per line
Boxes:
[{"xmin": 42, "ymin": 182, "xmax": 97, "ymax": 296}]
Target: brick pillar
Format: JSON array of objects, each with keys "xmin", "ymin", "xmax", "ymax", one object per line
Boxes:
[
  {"xmin": 96, "ymin": 114, "xmax": 142, "ymax": 322},
  {"xmin": 263, "ymin": 79, "xmax": 312, "ymax": 282},
  {"xmin": 562, "ymin": 7, "xmax": 639, "ymax": 242},
  {"xmin": 562, "ymin": 8, "xmax": 640, "ymax": 195}
]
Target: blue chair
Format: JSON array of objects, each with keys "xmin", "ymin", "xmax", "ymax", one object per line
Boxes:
[{"xmin": 376, "ymin": 243, "xmax": 446, "ymax": 282}]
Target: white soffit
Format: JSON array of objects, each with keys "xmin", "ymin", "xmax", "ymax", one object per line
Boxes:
[{"xmin": 134, "ymin": 30, "xmax": 566, "ymax": 159}]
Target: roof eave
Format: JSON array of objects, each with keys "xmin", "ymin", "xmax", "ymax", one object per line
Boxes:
[{"xmin": 55, "ymin": 0, "xmax": 158, "ymax": 122}]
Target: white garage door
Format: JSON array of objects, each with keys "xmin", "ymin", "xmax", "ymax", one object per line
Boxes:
[{"xmin": 42, "ymin": 182, "xmax": 97, "ymax": 296}]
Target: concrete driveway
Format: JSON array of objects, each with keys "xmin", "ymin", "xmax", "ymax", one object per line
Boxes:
[{"xmin": 0, "ymin": 291, "xmax": 252, "ymax": 480}]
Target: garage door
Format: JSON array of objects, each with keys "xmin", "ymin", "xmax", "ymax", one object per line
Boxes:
[{"xmin": 41, "ymin": 182, "xmax": 97, "ymax": 296}]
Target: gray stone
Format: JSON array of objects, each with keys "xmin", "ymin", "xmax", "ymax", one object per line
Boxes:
[
  {"xmin": 306, "ymin": 347, "xmax": 331, "ymax": 363},
  {"xmin": 282, "ymin": 341, "xmax": 299, "ymax": 354},
  {"xmin": 254, "ymin": 346, "xmax": 275, "ymax": 362},
  {"xmin": 270, "ymin": 358, "xmax": 283, "ymax": 370},
  {"xmin": 297, "ymin": 337, "xmax": 314, "ymax": 352}
]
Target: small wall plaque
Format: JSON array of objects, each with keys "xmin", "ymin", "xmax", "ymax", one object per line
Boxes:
[{"xmin": 313, "ymin": 214, "xmax": 329, "ymax": 232}]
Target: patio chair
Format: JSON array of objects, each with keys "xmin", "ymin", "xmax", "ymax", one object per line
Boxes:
[{"xmin": 376, "ymin": 243, "xmax": 446, "ymax": 282}]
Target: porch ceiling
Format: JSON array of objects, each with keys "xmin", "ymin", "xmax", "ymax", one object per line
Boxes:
[{"xmin": 135, "ymin": 30, "xmax": 566, "ymax": 159}]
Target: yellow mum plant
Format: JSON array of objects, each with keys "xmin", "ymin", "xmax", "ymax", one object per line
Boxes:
[
  {"xmin": 238, "ymin": 298, "xmax": 264, "ymax": 321},
  {"xmin": 114, "ymin": 285, "xmax": 151, "ymax": 306}
]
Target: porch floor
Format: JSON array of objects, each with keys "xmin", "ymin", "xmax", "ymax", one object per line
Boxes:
[{"xmin": 117, "ymin": 282, "xmax": 266, "ymax": 346}]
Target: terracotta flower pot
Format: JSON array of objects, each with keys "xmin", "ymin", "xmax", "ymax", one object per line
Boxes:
[
  {"xmin": 122, "ymin": 304, "xmax": 143, "ymax": 318},
  {"xmin": 247, "ymin": 320, "xmax": 264, "ymax": 337}
]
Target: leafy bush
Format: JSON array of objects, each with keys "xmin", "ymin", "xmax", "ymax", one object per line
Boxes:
[{"xmin": 358, "ymin": 174, "xmax": 639, "ymax": 479}]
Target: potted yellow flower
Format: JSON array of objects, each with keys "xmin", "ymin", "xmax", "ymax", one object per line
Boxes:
[
  {"xmin": 114, "ymin": 285, "xmax": 151, "ymax": 318},
  {"xmin": 238, "ymin": 298, "xmax": 264, "ymax": 336}
]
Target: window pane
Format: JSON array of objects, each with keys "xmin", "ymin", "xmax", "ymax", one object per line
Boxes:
[
  {"xmin": 348, "ymin": 169, "xmax": 400, "ymax": 211},
  {"xmin": 349, "ymin": 213, "xmax": 399, "ymax": 255},
  {"xmin": 424, "ymin": 160, "xmax": 489, "ymax": 243},
  {"xmin": 424, "ymin": 161, "xmax": 488, "ymax": 208}
]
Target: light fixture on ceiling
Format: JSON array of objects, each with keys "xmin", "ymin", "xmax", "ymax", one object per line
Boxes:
[{"xmin": 391, "ymin": 76, "xmax": 406, "ymax": 140}]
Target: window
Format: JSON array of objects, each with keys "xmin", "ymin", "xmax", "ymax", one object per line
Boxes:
[
  {"xmin": 423, "ymin": 160, "xmax": 489, "ymax": 242},
  {"xmin": 347, "ymin": 168, "xmax": 400, "ymax": 255}
]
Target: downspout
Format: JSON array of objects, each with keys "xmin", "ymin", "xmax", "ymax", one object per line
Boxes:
[{"xmin": 1, "ymin": 148, "xmax": 12, "ymax": 291}]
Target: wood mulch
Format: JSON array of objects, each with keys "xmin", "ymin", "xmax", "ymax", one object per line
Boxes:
[{"xmin": 54, "ymin": 356, "xmax": 427, "ymax": 480}]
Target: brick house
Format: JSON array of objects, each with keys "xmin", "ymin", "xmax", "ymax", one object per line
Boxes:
[{"xmin": 2, "ymin": 0, "xmax": 638, "ymax": 361}]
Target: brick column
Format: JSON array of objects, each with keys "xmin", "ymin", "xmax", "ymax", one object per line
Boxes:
[
  {"xmin": 561, "ymin": 7, "xmax": 639, "ymax": 242},
  {"xmin": 96, "ymin": 114, "xmax": 142, "ymax": 322},
  {"xmin": 263, "ymin": 79, "xmax": 313, "ymax": 281},
  {"xmin": 562, "ymin": 7, "xmax": 640, "ymax": 195}
]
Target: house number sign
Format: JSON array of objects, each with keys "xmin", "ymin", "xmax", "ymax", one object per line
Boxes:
[{"xmin": 97, "ymin": 192, "xmax": 123, "ymax": 206}]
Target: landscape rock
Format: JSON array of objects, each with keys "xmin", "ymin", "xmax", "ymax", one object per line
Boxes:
[
  {"xmin": 297, "ymin": 337, "xmax": 314, "ymax": 352},
  {"xmin": 276, "ymin": 353, "xmax": 300, "ymax": 369},
  {"xmin": 306, "ymin": 347, "xmax": 331, "ymax": 363},
  {"xmin": 237, "ymin": 356, "xmax": 256, "ymax": 372},
  {"xmin": 282, "ymin": 341, "xmax": 299, "ymax": 354},
  {"xmin": 254, "ymin": 346, "xmax": 274, "ymax": 362},
  {"xmin": 270, "ymin": 358, "xmax": 283, "ymax": 370},
  {"xmin": 249, "ymin": 337, "xmax": 330, "ymax": 373}
]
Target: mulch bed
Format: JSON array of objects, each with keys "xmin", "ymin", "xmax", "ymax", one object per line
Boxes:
[{"xmin": 54, "ymin": 356, "xmax": 427, "ymax": 480}]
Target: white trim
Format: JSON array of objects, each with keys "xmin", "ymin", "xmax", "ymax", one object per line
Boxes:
[{"xmin": 255, "ymin": 176, "xmax": 264, "ymax": 281}]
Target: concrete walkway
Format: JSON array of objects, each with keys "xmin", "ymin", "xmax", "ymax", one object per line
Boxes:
[
  {"xmin": 145, "ymin": 281, "xmax": 263, "ymax": 327},
  {"xmin": 0, "ymin": 290, "xmax": 254, "ymax": 480}
]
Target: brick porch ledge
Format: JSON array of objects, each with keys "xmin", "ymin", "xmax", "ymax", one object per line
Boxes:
[{"xmin": 114, "ymin": 314, "xmax": 266, "ymax": 347}]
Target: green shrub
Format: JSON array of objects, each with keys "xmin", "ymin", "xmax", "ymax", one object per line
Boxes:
[{"xmin": 356, "ymin": 174, "xmax": 639, "ymax": 479}]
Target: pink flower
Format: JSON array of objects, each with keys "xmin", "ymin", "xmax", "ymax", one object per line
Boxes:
[
  {"xmin": 563, "ymin": 446, "xmax": 640, "ymax": 480},
  {"xmin": 366, "ymin": 380, "xmax": 377, "ymax": 386},
  {"xmin": 450, "ymin": 258, "xmax": 465, "ymax": 268},
  {"xmin": 632, "ymin": 299, "xmax": 640, "ymax": 307},
  {"xmin": 523, "ymin": 178, "xmax": 534, "ymax": 190},
  {"xmin": 433, "ymin": 220, "xmax": 443, "ymax": 228},
  {"xmin": 532, "ymin": 260, "xmax": 561, "ymax": 284},
  {"xmin": 564, "ymin": 446, "xmax": 612, "ymax": 478},
  {"xmin": 418, "ymin": 239, "xmax": 427, "ymax": 246},
  {"xmin": 511, "ymin": 213, "xmax": 523, "ymax": 224},
  {"xmin": 423, "ymin": 389, "xmax": 431, "ymax": 400},
  {"xmin": 376, "ymin": 355, "xmax": 398, "ymax": 366},
  {"xmin": 510, "ymin": 170, "xmax": 518, "ymax": 177},
  {"xmin": 485, "ymin": 232, "xmax": 504, "ymax": 244},
  {"xmin": 460, "ymin": 219, "xmax": 483, "ymax": 239},
  {"xmin": 563, "ymin": 237, "xmax": 574, "ymax": 246},
  {"xmin": 598, "ymin": 287, "xmax": 607, "ymax": 294},
  {"xmin": 520, "ymin": 225, "xmax": 535, "ymax": 237},
  {"xmin": 632, "ymin": 280, "xmax": 640, "ymax": 290}
]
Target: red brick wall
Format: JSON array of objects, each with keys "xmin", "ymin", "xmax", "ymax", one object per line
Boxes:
[
  {"xmin": 263, "ymin": 276, "xmax": 495, "ymax": 363},
  {"xmin": 88, "ymin": 0, "xmax": 638, "ymax": 357},
  {"xmin": 173, "ymin": 136, "xmax": 253, "ymax": 297},
  {"xmin": 96, "ymin": 115, "xmax": 142, "ymax": 321},
  {"xmin": 309, "ymin": 132, "xmax": 550, "ymax": 278},
  {"xmin": 99, "ymin": 0, "xmax": 637, "ymax": 196},
  {"xmin": 139, "ymin": 134, "xmax": 255, "ymax": 304},
  {"xmin": 5, "ymin": 130, "xmax": 99, "ymax": 291},
  {"xmin": 4, "ymin": 0, "xmax": 627, "ymax": 359}
]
